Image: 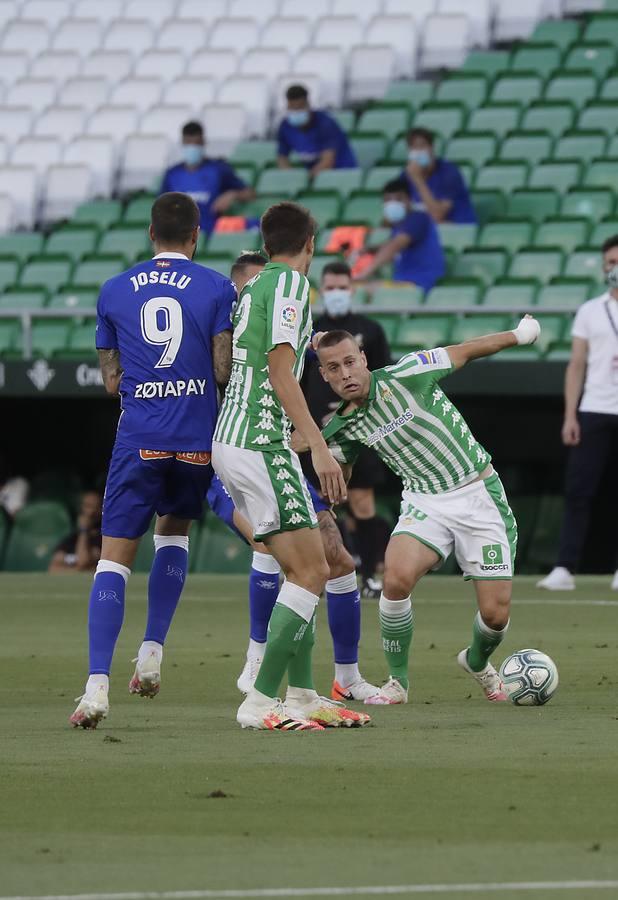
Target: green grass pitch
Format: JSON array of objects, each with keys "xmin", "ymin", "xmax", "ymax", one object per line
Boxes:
[{"xmin": 1, "ymin": 573, "xmax": 617, "ymax": 900}]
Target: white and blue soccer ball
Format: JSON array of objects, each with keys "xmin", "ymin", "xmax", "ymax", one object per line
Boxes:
[{"xmin": 499, "ymin": 649, "xmax": 559, "ymax": 706}]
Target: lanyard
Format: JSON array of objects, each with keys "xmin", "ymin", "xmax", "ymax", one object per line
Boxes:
[{"xmin": 604, "ymin": 301, "xmax": 618, "ymax": 340}]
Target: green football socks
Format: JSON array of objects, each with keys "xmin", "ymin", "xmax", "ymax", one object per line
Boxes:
[
  {"xmin": 253, "ymin": 601, "xmax": 309, "ymax": 698},
  {"xmin": 287, "ymin": 612, "xmax": 316, "ymax": 691},
  {"xmin": 379, "ymin": 594, "xmax": 414, "ymax": 690},
  {"xmin": 467, "ymin": 611, "xmax": 508, "ymax": 672}
]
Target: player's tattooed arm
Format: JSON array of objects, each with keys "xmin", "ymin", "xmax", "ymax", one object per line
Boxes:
[
  {"xmin": 97, "ymin": 349, "xmax": 123, "ymax": 395},
  {"xmin": 212, "ymin": 330, "xmax": 232, "ymax": 389}
]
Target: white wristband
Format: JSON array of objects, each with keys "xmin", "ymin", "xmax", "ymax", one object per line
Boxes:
[{"xmin": 512, "ymin": 316, "xmax": 541, "ymax": 346}]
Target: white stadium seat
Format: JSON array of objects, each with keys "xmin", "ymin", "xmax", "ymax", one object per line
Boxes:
[
  {"xmin": 134, "ymin": 50, "xmax": 187, "ymax": 81},
  {"xmin": 156, "ymin": 19, "xmax": 208, "ymax": 57},
  {"xmin": 0, "ymin": 106, "xmax": 34, "ymax": 148},
  {"xmin": 10, "ymin": 136, "xmax": 63, "ymax": 176},
  {"xmin": 30, "ymin": 51, "xmax": 82, "ymax": 85},
  {"xmin": 81, "ymin": 51, "xmax": 134, "ymax": 84},
  {"xmin": 34, "ymin": 106, "xmax": 88, "ymax": 143},
  {"xmin": 331, "ymin": 0, "xmax": 384, "ymax": 23},
  {"xmin": 420, "ymin": 13, "xmax": 470, "ymax": 70},
  {"xmin": 21, "ymin": 0, "xmax": 70, "ymax": 22},
  {"xmin": 293, "ymin": 47, "xmax": 344, "ymax": 108},
  {"xmin": 240, "ymin": 47, "xmax": 293, "ymax": 87},
  {"xmin": 365, "ymin": 15, "xmax": 417, "ymax": 78},
  {"xmin": 383, "ymin": 0, "xmax": 436, "ymax": 21},
  {"xmin": 438, "ymin": 0, "xmax": 491, "ymax": 47},
  {"xmin": 110, "ymin": 78, "xmax": 163, "ymax": 114},
  {"xmin": 103, "ymin": 19, "xmax": 155, "ymax": 56},
  {"xmin": 347, "ymin": 44, "xmax": 396, "ymax": 102},
  {"xmin": 1, "ymin": 19, "xmax": 49, "ymax": 57},
  {"xmin": 86, "ymin": 105, "xmax": 140, "ymax": 142},
  {"xmin": 494, "ymin": 0, "xmax": 547, "ymax": 42},
  {"xmin": 563, "ymin": 0, "xmax": 603, "ymax": 10},
  {"xmin": 140, "ymin": 104, "xmax": 194, "ymax": 136},
  {"xmin": 176, "ymin": 0, "xmax": 228, "ymax": 19},
  {"xmin": 72, "ymin": 0, "xmax": 125, "ymax": 20},
  {"xmin": 201, "ymin": 104, "xmax": 248, "ymax": 156},
  {"xmin": 163, "ymin": 77, "xmax": 216, "ymax": 111},
  {"xmin": 228, "ymin": 0, "xmax": 280, "ymax": 17},
  {"xmin": 0, "ymin": 139, "xmax": 7, "ymax": 164},
  {"xmin": 275, "ymin": 72, "xmax": 324, "ymax": 112},
  {"xmin": 190, "ymin": 49, "xmax": 240, "ymax": 87},
  {"xmin": 41, "ymin": 163, "xmax": 92, "ymax": 224},
  {"xmin": 312, "ymin": 16, "xmax": 365, "ymax": 57},
  {"xmin": 0, "ymin": 51, "xmax": 29, "ymax": 86},
  {"xmin": 58, "ymin": 77, "xmax": 110, "ymax": 110},
  {"xmin": 5, "ymin": 78, "xmax": 56, "ymax": 113},
  {"xmin": 0, "ymin": 194, "xmax": 15, "ymax": 235},
  {"xmin": 209, "ymin": 18, "xmax": 262, "ymax": 55},
  {"xmin": 218, "ymin": 75, "xmax": 271, "ymax": 138},
  {"xmin": 0, "ymin": 1, "xmax": 21, "ymax": 28},
  {"xmin": 119, "ymin": 133, "xmax": 170, "ymax": 195},
  {"xmin": 0, "ymin": 165, "xmax": 38, "ymax": 228},
  {"xmin": 51, "ymin": 19, "xmax": 104, "ymax": 58},
  {"xmin": 123, "ymin": 0, "xmax": 180, "ymax": 23},
  {"xmin": 260, "ymin": 17, "xmax": 313, "ymax": 55},
  {"xmin": 281, "ymin": 0, "xmax": 331, "ymax": 18},
  {"xmin": 64, "ymin": 135, "xmax": 115, "ymax": 197}
]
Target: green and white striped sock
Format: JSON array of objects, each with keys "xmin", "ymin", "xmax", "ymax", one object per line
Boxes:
[
  {"xmin": 379, "ymin": 594, "xmax": 414, "ymax": 690},
  {"xmin": 467, "ymin": 612, "xmax": 509, "ymax": 672}
]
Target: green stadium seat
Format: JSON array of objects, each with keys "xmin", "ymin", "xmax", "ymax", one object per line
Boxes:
[
  {"xmin": 450, "ymin": 314, "xmax": 510, "ymax": 342},
  {"xmin": 462, "ymin": 50, "xmax": 511, "ymax": 78},
  {"xmin": 0, "ymin": 255, "xmax": 20, "ymax": 292},
  {"xmin": 65, "ymin": 320, "xmax": 97, "ymax": 357},
  {"xmin": 0, "ymin": 288, "xmax": 47, "ymax": 311},
  {"xmin": 196, "ymin": 254, "xmax": 233, "ymax": 275},
  {"xmin": 393, "ymin": 315, "xmax": 453, "ymax": 352},
  {"xmin": 560, "ymin": 188, "xmax": 614, "ymax": 219},
  {"xmin": 466, "ymin": 104, "xmax": 521, "ymax": 139},
  {"xmin": 490, "ymin": 73, "xmax": 544, "ymax": 106},
  {"xmin": 363, "ymin": 166, "xmax": 403, "ymax": 192},
  {"xmin": 98, "ymin": 226, "xmax": 149, "ymax": 262},
  {"xmin": 386, "ymin": 135, "xmax": 409, "ymax": 165},
  {"xmin": 48, "ymin": 288, "xmax": 98, "ymax": 310},
  {"xmin": 313, "ymin": 168, "xmax": 363, "ymax": 197},
  {"xmin": 505, "ymin": 189, "xmax": 559, "ymax": 223},
  {"xmin": 453, "ymin": 248, "xmax": 508, "ymax": 284},
  {"xmin": 590, "ymin": 219, "xmax": 618, "ymax": 245},
  {"xmin": 3, "ymin": 501, "xmax": 72, "ymax": 572},
  {"xmin": 425, "ymin": 280, "xmax": 481, "ymax": 307},
  {"xmin": 45, "ymin": 227, "xmax": 99, "ymax": 262},
  {"xmin": 552, "ymin": 130, "xmax": 607, "ymax": 162},
  {"xmin": 123, "ymin": 195, "xmax": 156, "ymax": 226},
  {"xmin": 599, "ymin": 70, "xmax": 618, "ymax": 100},
  {"xmin": 238, "ymin": 195, "xmax": 282, "ymax": 220},
  {"xmin": 544, "ymin": 71, "xmax": 598, "ymax": 109},
  {"xmin": 583, "ymin": 158, "xmax": 618, "ymax": 189},
  {"xmin": 229, "ymin": 140, "xmax": 277, "ymax": 168},
  {"xmin": 349, "ymin": 133, "xmax": 389, "ymax": 169},
  {"xmin": 545, "ymin": 342, "xmax": 572, "ymax": 361},
  {"xmin": 233, "ymin": 164, "xmax": 256, "ymax": 187},
  {"xmin": 70, "ymin": 255, "xmax": 124, "ymax": 289},
  {"xmin": 537, "ymin": 279, "xmax": 592, "ymax": 310},
  {"xmin": 499, "ymin": 132, "xmax": 553, "ymax": 166},
  {"xmin": 194, "ymin": 516, "xmax": 252, "ymax": 574},
  {"xmin": 478, "ymin": 220, "xmax": 534, "ymax": 254},
  {"xmin": 341, "ymin": 192, "xmax": 383, "ymax": 227},
  {"xmin": 368, "ymin": 285, "xmax": 424, "ymax": 310},
  {"xmin": 308, "ymin": 253, "xmax": 343, "ymax": 286},
  {"xmin": 356, "ymin": 106, "xmax": 410, "ymax": 137},
  {"xmin": 0, "ymin": 232, "xmax": 44, "ymax": 263},
  {"xmin": 510, "ymin": 45, "xmax": 562, "ymax": 79},
  {"xmin": 528, "ymin": 161, "xmax": 582, "ymax": 194},
  {"xmin": 412, "ymin": 103, "xmax": 465, "ymax": 141},
  {"xmin": 207, "ymin": 230, "xmax": 260, "ymax": 257},
  {"xmin": 19, "ymin": 255, "xmax": 73, "ymax": 294},
  {"xmin": 74, "ymin": 199, "xmax": 122, "ymax": 229},
  {"xmin": 434, "ymin": 74, "xmax": 488, "ymax": 110},
  {"xmin": 562, "ymin": 247, "xmax": 603, "ymax": 281},
  {"xmin": 332, "ymin": 109, "xmax": 356, "ymax": 132},
  {"xmin": 520, "ymin": 102, "xmax": 576, "ymax": 138},
  {"xmin": 0, "ymin": 319, "xmax": 19, "ymax": 356},
  {"xmin": 508, "ymin": 248, "xmax": 563, "ymax": 283},
  {"xmin": 30, "ymin": 320, "xmax": 72, "ymax": 358},
  {"xmin": 527, "ymin": 19, "xmax": 581, "ymax": 51},
  {"xmin": 534, "ymin": 218, "xmax": 590, "ymax": 252},
  {"xmin": 481, "ymin": 281, "xmax": 538, "ymax": 309},
  {"xmin": 255, "ymin": 167, "xmax": 309, "ymax": 196},
  {"xmin": 296, "ymin": 191, "xmax": 342, "ymax": 229},
  {"xmin": 582, "ymin": 13, "xmax": 618, "ymax": 44},
  {"xmin": 534, "ymin": 313, "xmax": 568, "ymax": 353},
  {"xmin": 365, "ymin": 314, "xmax": 402, "ymax": 343},
  {"xmin": 384, "ymin": 80, "xmax": 434, "ymax": 109},
  {"xmin": 437, "ymin": 223, "xmax": 478, "ymax": 254},
  {"xmin": 577, "ymin": 101, "xmax": 618, "ymax": 135},
  {"xmin": 606, "ymin": 134, "xmax": 618, "ymax": 157},
  {"xmin": 489, "ymin": 345, "xmax": 541, "ymax": 361},
  {"xmin": 563, "ymin": 42, "xmax": 616, "ymax": 78},
  {"xmin": 474, "ymin": 162, "xmax": 528, "ymax": 193},
  {"xmin": 470, "ymin": 189, "xmax": 507, "ymax": 224},
  {"xmin": 445, "ymin": 132, "xmax": 497, "ymax": 168}
]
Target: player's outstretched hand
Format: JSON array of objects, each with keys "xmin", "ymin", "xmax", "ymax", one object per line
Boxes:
[
  {"xmin": 512, "ymin": 314, "xmax": 541, "ymax": 345},
  {"xmin": 311, "ymin": 443, "xmax": 347, "ymax": 505}
]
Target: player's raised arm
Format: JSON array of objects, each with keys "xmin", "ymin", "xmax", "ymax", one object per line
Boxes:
[{"xmin": 446, "ymin": 315, "xmax": 541, "ymax": 370}]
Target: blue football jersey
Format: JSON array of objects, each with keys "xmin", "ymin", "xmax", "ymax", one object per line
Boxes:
[{"xmin": 96, "ymin": 252, "xmax": 235, "ymax": 451}]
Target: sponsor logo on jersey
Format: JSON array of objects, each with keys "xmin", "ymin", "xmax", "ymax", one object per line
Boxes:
[
  {"xmin": 366, "ymin": 409, "xmax": 414, "ymax": 446},
  {"xmin": 280, "ymin": 305, "xmax": 297, "ymax": 329},
  {"xmin": 481, "ymin": 543, "xmax": 508, "ymax": 572},
  {"xmin": 134, "ymin": 378, "xmax": 207, "ymax": 399},
  {"xmin": 155, "ymin": 260, "xmax": 171, "ymax": 268},
  {"xmin": 379, "ymin": 384, "xmax": 394, "ymax": 402},
  {"xmin": 416, "ymin": 349, "xmax": 439, "ymax": 366}
]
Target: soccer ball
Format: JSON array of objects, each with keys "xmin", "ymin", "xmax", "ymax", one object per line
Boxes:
[{"xmin": 499, "ymin": 649, "xmax": 559, "ymax": 706}]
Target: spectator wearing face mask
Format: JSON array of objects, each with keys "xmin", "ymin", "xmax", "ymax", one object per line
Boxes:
[
  {"xmin": 302, "ymin": 261, "xmax": 391, "ymax": 596},
  {"xmin": 277, "ymin": 84, "xmax": 357, "ymax": 177},
  {"xmin": 160, "ymin": 121, "xmax": 255, "ymax": 234},
  {"xmin": 356, "ymin": 178, "xmax": 446, "ymax": 292},
  {"xmin": 402, "ymin": 127, "xmax": 477, "ymax": 225}
]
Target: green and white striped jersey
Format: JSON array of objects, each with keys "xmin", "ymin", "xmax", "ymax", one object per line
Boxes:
[
  {"xmin": 322, "ymin": 348, "xmax": 491, "ymax": 494},
  {"xmin": 214, "ymin": 262, "xmax": 312, "ymax": 451}
]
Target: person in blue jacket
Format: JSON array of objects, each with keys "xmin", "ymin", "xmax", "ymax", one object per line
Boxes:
[
  {"xmin": 277, "ymin": 84, "xmax": 357, "ymax": 176},
  {"xmin": 402, "ymin": 127, "xmax": 477, "ymax": 225}
]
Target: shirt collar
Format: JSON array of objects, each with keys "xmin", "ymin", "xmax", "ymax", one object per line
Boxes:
[{"xmin": 152, "ymin": 252, "xmax": 189, "ymax": 260}]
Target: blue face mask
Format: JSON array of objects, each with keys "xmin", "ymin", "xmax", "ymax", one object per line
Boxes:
[
  {"xmin": 323, "ymin": 289, "xmax": 352, "ymax": 318},
  {"xmin": 383, "ymin": 200, "xmax": 407, "ymax": 224},
  {"xmin": 182, "ymin": 144, "xmax": 203, "ymax": 167},
  {"xmin": 408, "ymin": 149, "xmax": 431, "ymax": 167},
  {"xmin": 287, "ymin": 109, "xmax": 310, "ymax": 127}
]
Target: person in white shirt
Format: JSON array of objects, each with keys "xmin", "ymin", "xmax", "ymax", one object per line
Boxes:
[{"xmin": 538, "ymin": 236, "xmax": 618, "ymax": 591}]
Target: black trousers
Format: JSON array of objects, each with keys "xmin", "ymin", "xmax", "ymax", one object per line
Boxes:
[{"xmin": 557, "ymin": 411, "xmax": 618, "ymax": 571}]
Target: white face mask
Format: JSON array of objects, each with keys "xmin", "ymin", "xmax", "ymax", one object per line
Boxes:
[
  {"xmin": 408, "ymin": 149, "xmax": 431, "ymax": 167},
  {"xmin": 322, "ymin": 289, "xmax": 352, "ymax": 317},
  {"xmin": 606, "ymin": 264, "xmax": 618, "ymax": 289},
  {"xmin": 383, "ymin": 200, "xmax": 407, "ymax": 224}
]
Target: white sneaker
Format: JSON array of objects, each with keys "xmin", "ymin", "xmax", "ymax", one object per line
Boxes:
[
  {"xmin": 285, "ymin": 689, "xmax": 372, "ymax": 727},
  {"xmin": 129, "ymin": 649, "xmax": 161, "ymax": 698},
  {"xmin": 237, "ymin": 689, "xmax": 324, "ymax": 731},
  {"xmin": 69, "ymin": 685, "xmax": 109, "ymax": 729},
  {"xmin": 237, "ymin": 654, "xmax": 263, "ymax": 694},
  {"xmin": 377, "ymin": 676, "xmax": 408, "ymax": 704},
  {"xmin": 611, "ymin": 570, "xmax": 618, "ymax": 591},
  {"xmin": 457, "ymin": 649, "xmax": 507, "ymax": 702},
  {"xmin": 536, "ymin": 566, "xmax": 575, "ymax": 591},
  {"xmin": 331, "ymin": 677, "xmax": 390, "ymax": 705}
]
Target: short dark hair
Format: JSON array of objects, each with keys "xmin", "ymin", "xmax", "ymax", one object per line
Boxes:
[
  {"xmin": 230, "ymin": 251, "xmax": 268, "ymax": 281},
  {"xmin": 151, "ymin": 192, "xmax": 200, "ymax": 244},
  {"xmin": 182, "ymin": 120, "xmax": 203, "ymax": 139},
  {"xmin": 383, "ymin": 177, "xmax": 410, "ymax": 196},
  {"xmin": 261, "ymin": 201, "xmax": 316, "ymax": 257},
  {"xmin": 286, "ymin": 83, "xmax": 309, "ymax": 102},
  {"xmin": 321, "ymin": 260, "xmax": 352, "ymax": 280},
  {"xmin": 407, "ymin": 127, "xmax": 434, "ymax": 145},
  {"xmin": 601, "ymin": 234, "xmax": 618, "ymax": 254},
  {"xmin": 316, "ymin": 329, "xmax": 358, "ymax": 353}
]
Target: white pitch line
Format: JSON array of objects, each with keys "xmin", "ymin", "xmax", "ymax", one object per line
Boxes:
[
  {"xmin": 514, "ymin": 597, "xmax": 618, "ymax": 607},
  {"xmin": 4, "ymin": 883, "xmax": 618, "ymax": 899}
]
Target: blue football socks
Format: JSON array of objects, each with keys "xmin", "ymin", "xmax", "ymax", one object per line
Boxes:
[
  {"xmin": 88, "ymin": 560, "xmax": 130, "ymax": 675},
  {"xmin": 144, "ymin": 535, "xmax": 189, "ymax": 645},
  {"xmin": 326, "ymin": 572, "xmax": 361, "ymax": 665},
  {"xmin": 249, "ymin": 551, "xmax": 281, "ymax": 643}
]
